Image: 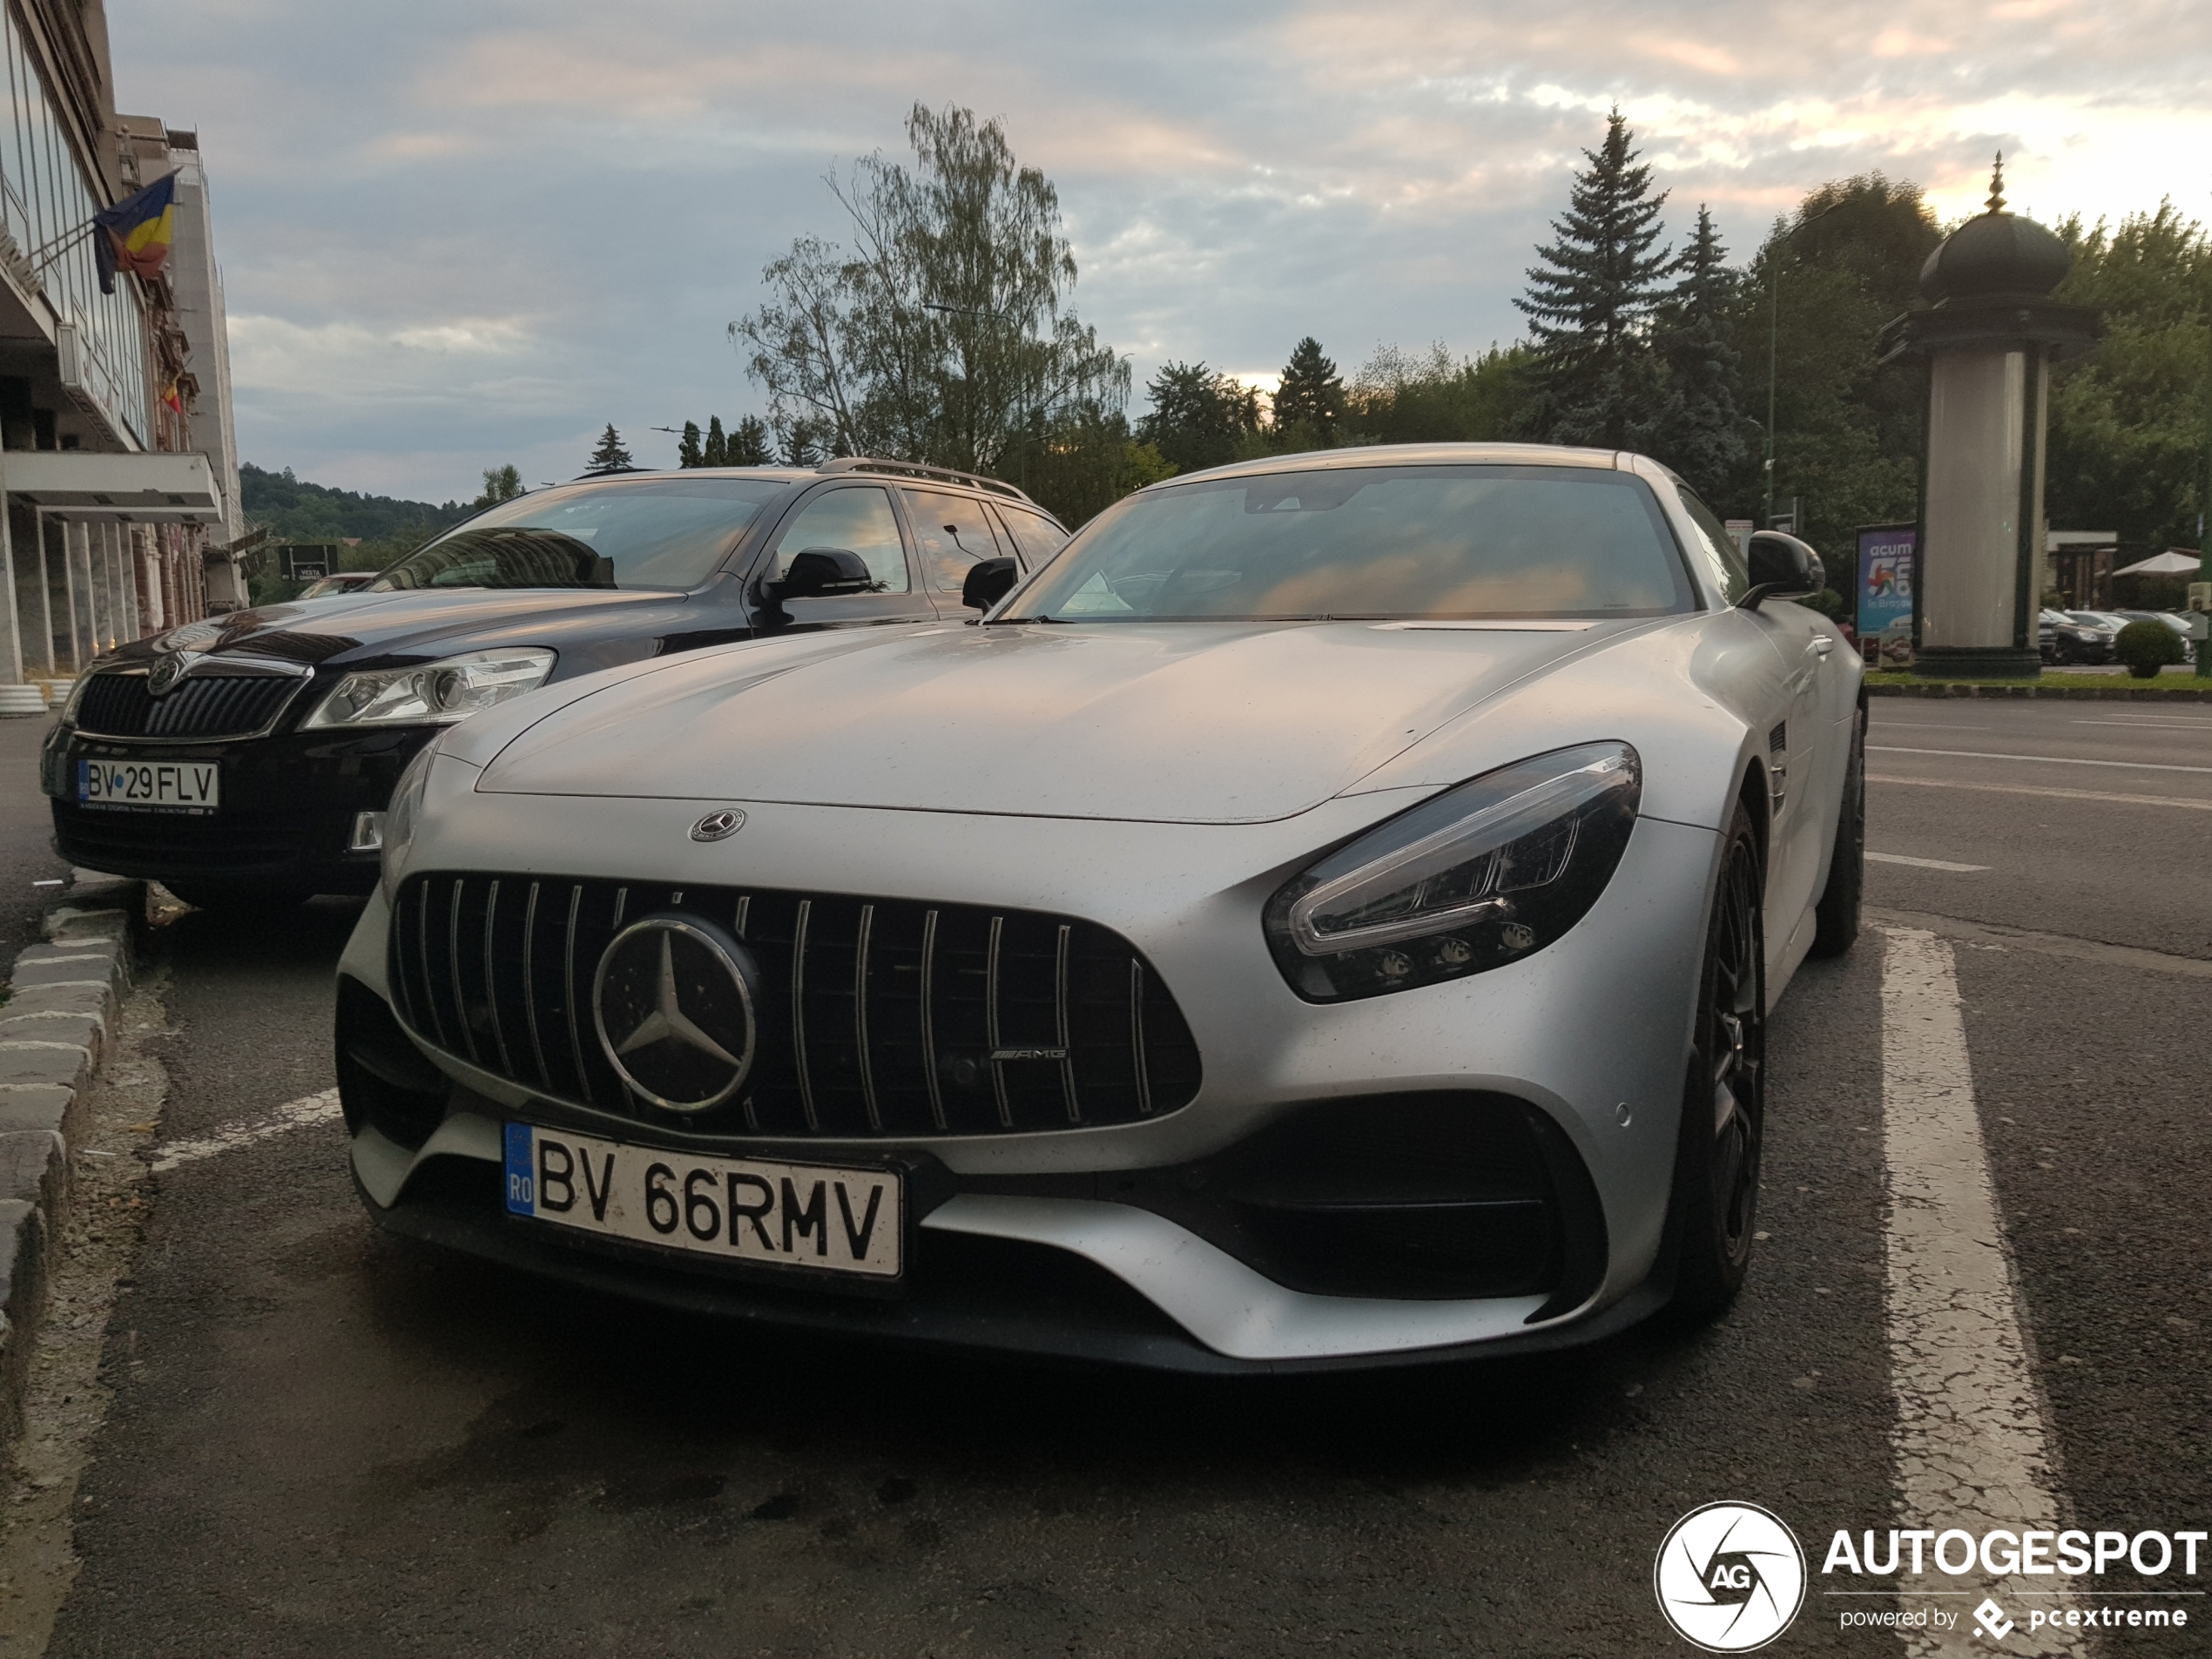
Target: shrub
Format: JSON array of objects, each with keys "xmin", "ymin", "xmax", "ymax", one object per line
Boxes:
[{"xmin": 2114, "ymin": 618, "xmax": 2186, "ymax": 678}]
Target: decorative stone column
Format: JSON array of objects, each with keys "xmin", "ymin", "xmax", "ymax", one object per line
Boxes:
[{"xmin": 1879, "ymin": 162, "xmax": 2100, "ymax": 678}]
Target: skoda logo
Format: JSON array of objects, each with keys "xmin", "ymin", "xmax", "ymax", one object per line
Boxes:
[
  {"xmin": 1654, "ymin": 1502, "xmax": 1805, "ymax": 1652},
  {"xmin": 147, "ymin": 651, "xmax": 199, "ymax": 697},
  {"xmin": 591, "ymin": 915, "xmax": 758, "ymax": 1113},
  {"xmin": 690, "ymin": 808, "xmax": 745, "ymax": 842}
]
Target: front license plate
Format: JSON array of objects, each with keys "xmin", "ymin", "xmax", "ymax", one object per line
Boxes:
[
  {"xmin": 76, "ymin": 758, "xmax": 220, "ymax": 813},
  {"xmin": 502, "ymin": 1123, "xmax": 902, "ymax": 1279}
]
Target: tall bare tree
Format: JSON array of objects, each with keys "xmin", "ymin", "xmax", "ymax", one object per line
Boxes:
[{"xmin": 731, "ymin": 104, "xmax": 1128, "ymax": 475}]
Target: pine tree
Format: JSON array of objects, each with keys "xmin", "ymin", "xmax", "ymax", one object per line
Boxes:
[
  {"xmin": 779, "ymin": 419, "xmax": 824, "ymax": 468},
  {"xmin": 1271, "ymin": 337, "xmax": 1345, "ymax": 444},
  {"xmin": 730, "ymin": 415, "xmax": 773, "ymax": 466},
  {"xmin": 677, "ymin": 421, "xmax": 704, "ymax": 468},
  {"xmin": 1136, "ymin": 362, "xmax": 1260, "ymax": 475},
  {"xmin": 584, "ymin": 423, "xmax": 633, "ymax": 473},
  {"xmin": 1649, "ymin": 205, "xmax": 1748, "ymax": 495},
  {"xmin": 1514, "ymin": 108, "xmax": 1670, "ymax": 448},
  {"xmin": 702, "ymin": 415, "xmax": 728, "ymax": 467}
]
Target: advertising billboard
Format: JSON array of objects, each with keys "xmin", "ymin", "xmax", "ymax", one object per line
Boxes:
[{"xmin": 1858, "ymin": 523, "xmax": 1917, "ymax": 664}]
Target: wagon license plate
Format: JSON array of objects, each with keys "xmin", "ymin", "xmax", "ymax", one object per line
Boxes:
[
  {"xmin": 76, "ymin": 759, "xmax": 219, "ymax": 813},
  {"xmin": 502, "ymin": 1123, "xmax": 902, "ymax": 1279}
]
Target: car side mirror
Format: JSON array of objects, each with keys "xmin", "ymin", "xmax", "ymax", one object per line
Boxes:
[
  {"xmin": 961, "ymin": 556, "xmax": 1018, "ymax": 611},
  {"xmin": 772, "ymin": 547, "xmax": 877, "ymax": 600},
  {"xmin": 1739, "ymin": 531, "xmax": 1824, "ymax": 610}
]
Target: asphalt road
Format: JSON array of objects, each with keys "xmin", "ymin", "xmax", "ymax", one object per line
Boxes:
[{"xmin": 16, "ymin": 697, "xmax": 2212, "ymax": 1656}]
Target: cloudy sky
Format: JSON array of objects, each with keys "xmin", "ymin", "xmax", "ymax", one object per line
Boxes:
[{"xmin": 108, "ymin": 0, "xmax": 2212, "ymax": 504}]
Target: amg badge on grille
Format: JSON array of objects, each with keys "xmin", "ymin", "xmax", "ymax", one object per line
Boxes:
[
  {"xmin": 591, "ymin": 915, "xmax": 759, "ymax": 1112},
  {"xmin": 690, "ymin": 808, "xmax": 745, "ymax": 842}
]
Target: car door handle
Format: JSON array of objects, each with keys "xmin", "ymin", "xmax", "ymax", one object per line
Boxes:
[{"xmin": 1812, "ymin": 636, "xmax": 1835, "ymax": 657}]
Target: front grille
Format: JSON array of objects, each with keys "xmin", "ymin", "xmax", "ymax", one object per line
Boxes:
[
  {"xmin": 54, "ymin": 802, "xmax": 308, "ymax": 870},
  {"xmin": 76, "ymin": 670, "xmax": 303, "ymax": 738},
  {"xmin": 389, "ymin": 873, "xmax": 1204, "ymax": 1137}
]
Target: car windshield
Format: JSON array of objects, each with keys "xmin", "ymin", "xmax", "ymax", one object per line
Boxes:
[
  {"xmin": 370, "ymin": 476, "xmax": 794, "ymax": 593},
  {"xmin": 1002, "ymin": 464, "xmax": 1696, "ymax": 622}
]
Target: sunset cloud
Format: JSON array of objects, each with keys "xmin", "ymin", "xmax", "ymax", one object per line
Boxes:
[{"xmin": 105, "ymin": 0, "xmax": 2212, "ymax": 497}]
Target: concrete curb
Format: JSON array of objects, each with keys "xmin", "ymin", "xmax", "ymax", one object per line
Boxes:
[
  {"xmin": 1868, "ymin": 680, "xmax": 2212, "ymax": 699},
  {"xmin": 0, "ymin": 871, "xmax": 145, "ymax": 1441}
]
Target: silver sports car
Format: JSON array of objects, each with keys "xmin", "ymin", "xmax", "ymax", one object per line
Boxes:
[{"xmin": 337, "ymin": 443, "xmax": 1864, "ymax": 1371}]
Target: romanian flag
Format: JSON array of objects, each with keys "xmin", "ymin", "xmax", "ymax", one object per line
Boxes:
[{"xmin": 92, "ymin": 172, "xmax": 177, "ymax": 294}]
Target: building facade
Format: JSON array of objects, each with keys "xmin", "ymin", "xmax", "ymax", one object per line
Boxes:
[{"xmin": 0, "ymin": 0, "xmax": 235, "ymax": 705}]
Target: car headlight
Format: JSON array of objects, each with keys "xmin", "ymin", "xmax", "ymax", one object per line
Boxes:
[
  {"xmin": 303, "ymin": 647, "xmax": 555, "ymax": 730},
  {"xmin": 380, "ymin": 743, "xmax": 438, "ymax": 905},
  {"xmin": 1264, "ymin": 742, "xmax": 1642, "ymax": 1002}
]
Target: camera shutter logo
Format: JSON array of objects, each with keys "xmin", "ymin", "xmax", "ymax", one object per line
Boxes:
[
  {"xmin": 1653, "ymin": 1502, "xmax": 1806, "ymax": 1652},
  {"xmin": 592, "ymin": 916, "xmax": 758, "ymax": 1112}
]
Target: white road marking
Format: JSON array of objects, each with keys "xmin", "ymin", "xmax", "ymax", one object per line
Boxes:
[
  {"xmin": 2067, "ymin": 718, "xmax": 2212, "ymax": 731},
  {"xmin": 1879, "ymin": 926, "xmax": 2080, "ymax": 1656},
  {"xmin": 148, "ymin": 1089, "xmax": 341, "ymax": 1173},
  {"xmin": 1871, "ymin": 744, "xmax": 2212, "ymax": 775},
  {"xmin": 1869, "ymin": 774, "xmax": 2212, "ymax": 812},
  {"xmin": 1867, "ymin": 852, "xmax": 1989, "ymax": 873}
]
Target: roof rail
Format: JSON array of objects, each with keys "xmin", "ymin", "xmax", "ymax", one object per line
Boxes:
[{"xmin": 816, "ymin": 455, "xmax": 1036, "ymax": 505}]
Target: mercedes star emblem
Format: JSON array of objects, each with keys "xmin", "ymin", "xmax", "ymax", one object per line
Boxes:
[
  {"xmin": 690, "ymin": 808, "xmax": 746, "ymax": 842},
  {"xmin": 591, "ymin": 915, "xmax": 758, "ymax": 1112}
]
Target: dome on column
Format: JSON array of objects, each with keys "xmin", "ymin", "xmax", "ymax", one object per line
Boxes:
[{"xmin": 1918, "ymin": 154, "xmax": 2071, "ymax": 304}]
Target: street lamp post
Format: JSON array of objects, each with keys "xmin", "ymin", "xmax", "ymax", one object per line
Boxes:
[{"xmin": 1764, "ymin": 201, "xmax": 1846, "ymax": 529}]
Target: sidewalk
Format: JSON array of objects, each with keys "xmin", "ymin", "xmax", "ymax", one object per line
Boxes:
[
  {"xmin": 0, "ymin": 711, "xmax": 144, "ymax": 1444},
  {"xmin": 0, "ymin": 715, "xmax": 69, "ymax": 965}
]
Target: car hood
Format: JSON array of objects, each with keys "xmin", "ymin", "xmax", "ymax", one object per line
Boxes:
[
  {"xmin": 114, "ymin": 588, "xmax": 676, "ymax": 669},
  {"xmin": 475, "ymin": 620, "xmax": 1652, "ymax": 824}
]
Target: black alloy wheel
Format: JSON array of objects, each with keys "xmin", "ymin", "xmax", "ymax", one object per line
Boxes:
[
  {"xmin": 1670, "ymin": 800, "xmax": 1766, "ymax": 1317},
  {"xmin": 2054, "ymin": 638, "xmax": 2077, "ymax": 665},
  {"xmin": 1809, "ymin": 702, "xmax": 1865, "ymax": 959}
]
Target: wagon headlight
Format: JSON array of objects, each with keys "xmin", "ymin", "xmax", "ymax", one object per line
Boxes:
[
  {"xmin": 1264, "ymin": 743, "xmax": 1642, "ymax": 1002},
  {"xmin": 380, "ymin": 743, "xmax": 437, "ymax": 905},
  {"xmin": 304, "ymin": 647, "xmax": 555, "ymax": 729}
]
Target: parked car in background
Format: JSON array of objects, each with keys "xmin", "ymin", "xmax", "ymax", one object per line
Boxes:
[
  {"xmin": 338, "ymin": 442, "xmax": 1865, "ymax": 1371},
  {"xmin": 41, "ymin": 461, "xmax": 1069, "ymax": 909},
  {"xmin": 2041, "ymin": 610, "xmax": 2114, "ymax": 665},
  {"xmin": 2109, "ymin": 609, "xmax": 2193, "ymax": 644},
  {"xmin": 298, "ymin": 571, "xmax": 380, "ymax": 598}
]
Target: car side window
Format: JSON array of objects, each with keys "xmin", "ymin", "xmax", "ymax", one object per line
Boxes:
[
  {"xmin": 902, "ymin": 489, "xmax": 1005, "ymax": 592},
  {"xmin": 995, "ymin": 504, "xmax": 1070, "ymax": 568},
  {"xmin": 769, "ymin": 487, "xmax": 909, "ymax": 593},
  {"xmin": 1675, "ymin": 485, "xmax": 1750, "ymax": 604}
]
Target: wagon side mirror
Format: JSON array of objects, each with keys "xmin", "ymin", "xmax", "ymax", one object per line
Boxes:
[
  {"xmin": 1740, "ymin": 532, "xmax": 1824, "ymax": 610},
  {"xmin": 771, "ymin": 547, "xmax": 877, "ymax": 600},
  {"xmin": 961, "ymin": 556, "xmax": 1018, "ymax": 611}
]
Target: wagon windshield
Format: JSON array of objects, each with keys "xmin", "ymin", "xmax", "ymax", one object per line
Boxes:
[
  {"xmin": 370, "ymin": 476, "xmax": 795, "ymax": 592},
  {"xmin": 1002, "ymin": 464, "xmax": 1696, "ymax": 622}
]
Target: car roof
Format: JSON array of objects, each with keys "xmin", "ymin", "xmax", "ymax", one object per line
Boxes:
[{"xmin": 1154, "ymin": 441, "xmax": 1629, "ymax": 488}]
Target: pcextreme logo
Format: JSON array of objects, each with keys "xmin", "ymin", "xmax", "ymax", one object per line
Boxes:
[{"xmin": 1655, "ymin": 1502, "xmax": 1809, "ymax": 1652}]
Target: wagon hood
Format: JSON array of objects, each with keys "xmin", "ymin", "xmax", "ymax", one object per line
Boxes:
[
  {"xmin": 111, "ymin": 588, "xmax": 676, "ymax": 669},
  {"xmin": 475, "ymin": 619, "xmax": 1648, "ymax": 825}
]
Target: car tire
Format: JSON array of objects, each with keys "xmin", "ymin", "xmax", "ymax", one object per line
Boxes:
[
  {"xmin": 1808, "ymin": 704, "xmax": 1864, "ymax": 960},
  {"xmin": 1669, "ymin": 799, "xmax": 1766, "ymax": 1320},
  {"xmin": 2054, "ymin": 640, "xmax": 2075, "ymax": 666},
  {"xmin": 161, "ymin": 880, "xmax": 314, "ymax": 912}
]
